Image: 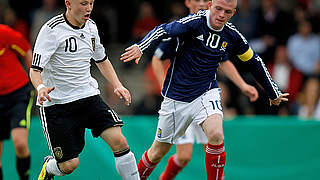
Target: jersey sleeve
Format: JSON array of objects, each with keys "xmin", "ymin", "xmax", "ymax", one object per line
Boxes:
[
  {"xmin": 91, "ymin": 23, "xmax": 107, "ymax": 63},
  {"xmin": 31, "ymin": 25, "xmax": 59, "ymax": 71},
  {"xmin": 5, "ymin": 26, "xmax": 31, "ymax": 57},
  {"xmin": 137, "ymin": 13, "xmax": 202, "ymax": 53},
  {"xmin": 230, "ymin": 26, "xmax": 282, "ymax": 100}
]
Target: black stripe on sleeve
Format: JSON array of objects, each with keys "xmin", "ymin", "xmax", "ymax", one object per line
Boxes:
[
  {"xmin": 93, "ymin": 56, "xmax": 108, "ymax": 63},
  {"xmin": 32, "ymin": 53, "xmax": 42, "ymax": 66},
  {"xmin": 31, "ymin": 65, "xmax": 43, "ymax": 71}
]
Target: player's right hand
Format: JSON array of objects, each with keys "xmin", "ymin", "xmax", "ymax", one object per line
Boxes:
[
  {"xmin": 38, "ymin": 86, "xmax": 55, "ymax": 105},
  {"xmin": 120, "ymin": 44, "xmax": 142, "ymax": 64}
]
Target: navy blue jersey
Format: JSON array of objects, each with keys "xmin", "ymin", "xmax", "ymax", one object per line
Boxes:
[
  {"xmin": 139, "ymin": 10, "xmax": 282, "ymax": 102},
  {"xmin": 153, "ymin": 37, "xmax": 178, "ymax": 61}
]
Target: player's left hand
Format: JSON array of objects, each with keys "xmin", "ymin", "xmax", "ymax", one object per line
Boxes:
[
  {"xmin": 114, "ymin": 86, "xmax": 131, "ymax": 106},
  {"xmin": 120, "ymin": 44, "xmax": 142, "ymax": 64},
  {"xmin": 269, "ymin": 93, "xmax": 289, "ymax": 106},
  {"xmin": 241, "ymin": 84, "xmax": 259, "ymax": 102}
]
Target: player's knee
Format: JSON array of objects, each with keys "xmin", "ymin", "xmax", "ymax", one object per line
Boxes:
[
  {"xmin": 112, "ymin": 135, "xmax": 129, "ymax": 151},
  {"xmin": 207, "ymin": 131, "xmax": 224, "ymax": 144},
  {"xmin": 149, "ymin": 147, "xmax": 168, "ymax": 162},
  {"xmin": 13, "ymin": 139, "xmax": 28, "ymax": 155},
  {"xmin": 177, "ymin": 154, "xmax": 192, "ymax": 166},
  {"xmin": 59, "ymin": 158, "xmax": 79, "ymax": 174}
]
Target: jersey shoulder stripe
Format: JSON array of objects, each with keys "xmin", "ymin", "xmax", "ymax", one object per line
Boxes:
[
  {"xmin": 47, "ymin": 14, "xmax": 65, "ymax": 29},
  {"xmin": 225, "ymin": 22, "xmax": 248, "ymax": 44},
  {"xmin": 88, "ymin": 19, "xmax": 96, "ymax": 25},
  {"xmin": 176, "ymin": 10, "xmax": 206, "ymax": 25}
]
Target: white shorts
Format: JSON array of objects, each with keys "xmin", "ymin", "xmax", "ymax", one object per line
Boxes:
[
  {"xmin": 175, "ymin": 122, "xmax": 208, "ymax": 145},
  {"xmin": 155, "ymin": 88, "xmax": 223, "ymax": 144}
]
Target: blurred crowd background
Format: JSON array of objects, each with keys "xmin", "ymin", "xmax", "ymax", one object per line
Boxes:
[{"xmin": 1, "ymin": 0, "xmax": 319, "ymax": 119}]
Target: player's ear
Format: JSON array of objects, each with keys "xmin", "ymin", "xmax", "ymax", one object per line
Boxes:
[
  {"xmin": 185, "ymin": 0, "xmax": 190, "ymax": 8},
  {"xmin": 208, "ymin": 0, "xmax": 212, "ymax": 8},
  {"xmin": 65, "ymin": 0, "xmax": 71, "ymax": 9}
]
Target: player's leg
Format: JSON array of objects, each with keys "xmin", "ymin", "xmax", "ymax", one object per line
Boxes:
[
  {"xmin": 139, "ymin": 96, "xmax": 193, "ymax": 179},
  {"xmin": 100, "ymin": 126, "xmax": 139, "ymax": 179},
  {"xmin": 138, "ymin": 140, "xmax": 172, "ymax": 180},
  {"xmin": 201, "ymin": 114, "xmax": 225, "ymax": 180},
  {"xmin": 8, "ymin": 86, "xmax": 33, "ymax": 180},
  {"xmin": 195, "ymin": 88, "xmax": 226, "ymax": 180},
  {"xmin": 11, "ymin": 128, "xmax": 30, "ymax": 180},
  {"xmin": 88, "ymin": 95, "xmax": 139, "ymax": 179},
  {"xmin": 160, "ymin": 143, "xmax": 192, "ymax": 180},
  {"xmin": 38, "ymin": 102, "xmax": 86, "ymax": 179},
  {"xmin": 159, "ymin": 125, "xmax": 195, "ymax": 180}
]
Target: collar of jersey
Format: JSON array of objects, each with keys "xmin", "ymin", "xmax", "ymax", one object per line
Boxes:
[
  {"xmin": 206, "ymin": 10, "xmax": 224, "ymax": 32},
  {"xmin": 63, "ymin": 13, "xmax": 86, "ymax": 29}
]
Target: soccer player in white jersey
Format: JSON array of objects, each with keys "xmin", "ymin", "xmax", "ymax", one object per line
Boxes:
[
  {"xmin": 152, "ymin": 0, "xmax": 258, "ymax": 179},
  {"xmin": 30, "ymin": 0, "xmax": 139, "ymax": 179},
  {"xmin": 121, "ymin": 0, "xmax": 289, "ymax": 179}
]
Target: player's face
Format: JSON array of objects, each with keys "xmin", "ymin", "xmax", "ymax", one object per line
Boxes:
[
  {"xmin": 185, "ymin": 0, "xmax": 210, "ymax": 14},
  {"xmin": 65, "ymin": 0, "xmax": 94, "ymax": 27},
  {"xmin": 208, "ymin": 0, "xmax": 236, "ymax": 30}
]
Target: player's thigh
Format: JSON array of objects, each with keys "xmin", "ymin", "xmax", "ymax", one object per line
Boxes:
[
  {"xmin": 40, "ymin": 104, "xmax": 85, "ymax": 163},
  {"xmin": 9, "ymin": 100, "xmax": 30, "ymax": 130},
  {"xmin": 85, "ymin": 95, "xmax": 124, "ymax": 138}
]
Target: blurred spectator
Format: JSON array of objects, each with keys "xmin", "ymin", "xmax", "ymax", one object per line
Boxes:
[
  {"xmin": 91, "ymin": 2, "xmax": 119, "ymax": 44},
  {"xmin": 230, "ymin": 0, "xmax": 258, "ymax": 41},
  {"xmin": 251, "ymin": 0, "xmax": 295, "ymax": 63},
  {"xmin": 267, "ymin": 45, "xmax": 303, "ymax": 115},
  {"xmin": 168, "ymin": 1, "xmax": 188, "ymax": 21},
  {"xmin": 3, "ymin": 7, "xmax": 29, "ymax": 41},
  {"xmin": 287, "ymin": 19, "xmax": 320, "ymax": 76},
  {"xmin": 30, "ymin": 0, "xmax": 62, "ymax": 45},
  {"xmin": 287, "ymin": 19, "xmax": 320, "ymax": 118},
  {"xmin": 297, "ymin": 78, "xmax": 320, "ymax": 118},
  {"xmin": 131, "ymin": 1, "xmax": 161, "ymax": 41}
]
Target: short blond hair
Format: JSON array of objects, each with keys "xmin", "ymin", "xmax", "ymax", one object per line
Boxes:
[{"xmin": 212, "ymin": 0, "xmax": 237, "ymax": 8}]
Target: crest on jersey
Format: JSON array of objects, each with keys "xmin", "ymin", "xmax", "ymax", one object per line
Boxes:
[
  {"xmin": 157, "ymin": 128, "xmax": 162, "ymax": 138},
  {"xmin": 222, "ymin": 41, "xmax": 228, "ymax": 48},
  {"xmin": 54, "ymin": 147, "xmax": 63, "ymax": 159},
  {"xmin": 91, "ymin": 38, "xmax": 96, "ymax": 51}
]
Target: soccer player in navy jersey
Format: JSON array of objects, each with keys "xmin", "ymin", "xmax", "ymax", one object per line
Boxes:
[
  {"xmin": 152, "ymin": 0, "xmax": 258, "ymax": 179},
  {"xmin": 121, "ymin": 0, "xmax": 289, "ymax": 179}
]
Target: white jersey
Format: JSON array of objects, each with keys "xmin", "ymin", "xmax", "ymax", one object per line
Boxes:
[{"xmin": 32, "ymin": 14, "xmax": 107, "ymax": 107}]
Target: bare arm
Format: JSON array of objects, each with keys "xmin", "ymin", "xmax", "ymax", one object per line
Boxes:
[
  {"xmin": 22, "ymin": 49, "xmax": 32, "ymax": 70},
  {"xmin": 29, "ymin": 69, "xmax": 55, "ymax": 105},
  {"xmin": 151, "ymin": 56, "xmax": 168, "ymax": 89},
  {"xmin": 96, "ymin": 59, "xmax": 131, "ymax": 106},
  {"xmin": 219, "ymin": 60, "xmax": 258, "ymax": 102}
]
